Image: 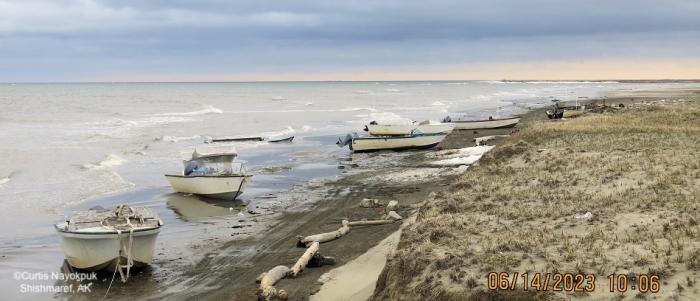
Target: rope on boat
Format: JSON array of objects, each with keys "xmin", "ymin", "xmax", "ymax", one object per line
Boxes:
[{"xmin": 99, "ymin": 204, "xmax": 142, "ymax": 300}]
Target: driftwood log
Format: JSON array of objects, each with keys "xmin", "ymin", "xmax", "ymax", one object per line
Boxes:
[
  {"xmin": 289, "ymin": 241, "xmax": 319, "ymax": 277},
  {"xmin": 260, "ymin": 218, "xmax": 398, "ymax": 300},
  {"xmin": 297, "ymin": 220, "xmax": 350, "ymax": 247},
  {"xmin": 257, "ymin": 265, "xmax": 290, "ymax": 301},
  {"xmin": 348, "ymin": 219, "xmax": 395, "ymax": 226}
]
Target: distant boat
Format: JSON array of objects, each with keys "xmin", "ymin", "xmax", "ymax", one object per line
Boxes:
[
  {"xmin": 210, "ymin": 136, "xmax": 264, "ymax": 142},
  {"xmin": 165, "ymin": 145, "xmax": 252, "ymax": 200},
  {"xmin": 55, "ymin": 205, "xmax": 162, "ymax": 280},
  {"xmin": 268, "ymin": 135, "xmax": 294, "ymax": 143},
  {"xmin": 444, "ymin": 116, "xmax": 520, "ymax": 130},
  {"xmin": 207, "ymin": 135, "xmax": 294, "ymax": 143},
  {"xmin": 366, "ymin": 120, "xmax": 455, "ymax": 136},
  {"xmin": 339, "ymin": 132, "xmax": 448, "ymax": 152}
]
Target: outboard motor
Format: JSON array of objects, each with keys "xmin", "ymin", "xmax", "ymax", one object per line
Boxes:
[
  {"xmin": 184, "ymin": 160, "xmax": 198, "ymax": 176},
  {"xmin": 336, "ymin": 133, "xmax": 355, "ymax": 147}
]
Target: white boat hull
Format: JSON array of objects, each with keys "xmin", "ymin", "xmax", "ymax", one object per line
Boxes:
[
  {"xmin": 367, "ymin": 124, "xmax": 415, "ymax": 136},
  {"xmin": 368, "ymin": 123, "xmax": 455, "ymax": 135},
  {"xmin": 416, "ymin": 123, "xmax": 455, "ymax": 134},
  {"xmin": 165, "ymin": 174, "xmax": 251, "ymax": 200},
  {"xmin": 351, "ymin": 133, "xmax": 447, "ymax": 152},
  {"xmin": 453, "ymin": 118, "xmax": 520, "ymax": 130},
  {"xmin": 57, "ymin": 229, "xmax": 160, "ymax": 271}
]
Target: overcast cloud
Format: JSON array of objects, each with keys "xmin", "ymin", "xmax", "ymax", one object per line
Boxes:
[{"xmin": 1, "ymin": 0, "xmax": 699, "ymax": 81}]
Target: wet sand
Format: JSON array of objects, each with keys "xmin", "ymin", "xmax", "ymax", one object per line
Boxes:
[{"xmin": 77, "ymin": 126, "xmax": 517, "ymax": 301}]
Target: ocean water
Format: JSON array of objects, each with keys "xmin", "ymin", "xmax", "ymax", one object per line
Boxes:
[{"xmin": 0, "ymin": 81, "xmax": 695, "ymax": 299}]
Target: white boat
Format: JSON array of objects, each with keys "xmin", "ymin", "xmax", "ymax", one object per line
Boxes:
[
  {"xmin": 349, "ymin": 132, "xmax": 447, "ymax": 152},
  {"xmin": 55, "ymin": 205, "xmax": 162, "ymax": 281},
  {"xmin": 447, "ymin": 116, "xmax": 520, "ymax": 130},
  {"xmin": 367, "ymin": 120, "xmax": 454, "ymax": 135},
  {"xmin": 165, "ymin": 145, "xmax": 252, "ymax": 200},
  {"xmin": 416, "ymin": 120, "xmax": 456, "ymax": 134}
]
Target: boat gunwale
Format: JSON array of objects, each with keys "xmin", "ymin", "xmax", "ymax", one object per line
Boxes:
[
  {"xmin": 54, "ymin": 225, "xmax": 162, "ymax": 236},
  {"xmin": 164, "ymin": 174, "xmax": 253, "ymax": 178},
  {"xmin": 350, "ymin": 141, "xmax": 441, "ymax": 153},
  {"xmin": 353, "ymin": 132, "xmax": 448, "ymax": 141},
  {"xmin": 452, "ymin": 116, "xmax": 520, "ymax": 123}
]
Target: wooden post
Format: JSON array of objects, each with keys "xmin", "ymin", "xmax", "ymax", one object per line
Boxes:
[{"xmin": 348, "ymin": 220, "xmax": 395, "ymax": 226}]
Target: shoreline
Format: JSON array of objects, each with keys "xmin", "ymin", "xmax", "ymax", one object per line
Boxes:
[
  {"xmin": 47, "ymin": 120, "xmax": 516, "ymax": 301},
  {"xmin": 372, "ymin": 87, "xmax": 700, "ymax": 301}
]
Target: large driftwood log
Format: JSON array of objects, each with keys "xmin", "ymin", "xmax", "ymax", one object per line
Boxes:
[
  {"xmin": 347, "ymin": 219, "xmax": 395, "ymax": 226},
  {"xmin": 289, "ymin": 241, "xmax": 319, "ymax": 277},
  {"xmin": 257, "ymin": 265, "xmax": 290, "ymax": 301},
  {"xmin": 297, "ymin": 220, "xmax": 350, "ymax": 247}
]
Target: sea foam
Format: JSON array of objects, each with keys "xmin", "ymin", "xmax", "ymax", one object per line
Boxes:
[
  {"xmin": 153, "ymin": 105, "xmax": 223, "ymax": 117},
  {"xmin": 81, "ymin": 154, "xmax": 125, "ymax": 170}
]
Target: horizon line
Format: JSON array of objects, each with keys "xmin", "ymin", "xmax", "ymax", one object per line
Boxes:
[{"xmin": 3, "ymin": 79, "xmax": 700, "ymax": 84}]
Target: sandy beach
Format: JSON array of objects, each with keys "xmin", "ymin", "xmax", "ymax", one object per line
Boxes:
[
  {"xmin": 2, "ymin": 84, "xmax": 699, "ymax": 301},
  {"xmin": 372, "ymin": 88, "xmax": 700, "ymax": 301}
]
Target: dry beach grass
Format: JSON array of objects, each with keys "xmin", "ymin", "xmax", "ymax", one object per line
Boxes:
[{"xmin": 372, "ymin": 90, "xmax": 700, "ymax": 301}]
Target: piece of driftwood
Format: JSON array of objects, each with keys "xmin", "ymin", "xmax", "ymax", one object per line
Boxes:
[
  {"xmin": 297, "ymin": 220, "xmax": 350, "ymax": 247},
  {"xmin": 257, "ymin": 265, "xmax": 290, "ymax": 301},
  {"xmin": 347, "ymin": 220, "xmax": 395, "ymax": 227},
  {"xmin": 385, "ymin": 211, "xmax": 403, "ymax": 220},
  {"xmin": 289, "ymin": 241, "xmax": 319, "ymax": 277},
  {"xmin": 386, "ymin": 200, "xmax": 399, "ymax": 211}
]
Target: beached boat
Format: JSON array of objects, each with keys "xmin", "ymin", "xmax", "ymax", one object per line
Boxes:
[
  {"xmin": 416, "ymin": 120, "xmax": 456, "ymax": 134},
  {"xmin": 444, "ymin": 116, "xmax": 520, "ymax": 130},
  {"xmin": 366, "ymin": 120, "xmax": 455, "ymax": 135},
  {"xmin": 55, "ymin": 205, "xmax": 162, "ymax": 281},
  {"xmin": 366, "ymin": 121, "xmax": 415, "ymax": 136},
  {"xmin": 165, "ymin": 145, "xmax": 252, "ymax": 200},
  {"xmin": 207, "ymin": 135, "xmax": 294, "ymax": 143},
  {"xmin": 339, "ymin": 132, "xmax": 447, "ymax": 152},
  {"xmin": 268, "ymin": 135, "xmax": 294, "ymax": 143}
]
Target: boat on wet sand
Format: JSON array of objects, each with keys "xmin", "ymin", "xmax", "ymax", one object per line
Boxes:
[
  {"xmin": 55, "ymin": 205, "xmax": 162, "ymax": 281},
  {"xmin": 339, "ymin": 132, "xmax": 448, "ymax": 152},
  {"xmin": 445, "ymin": 116, "xmax": 520, "ymax": 130},
  {"xmin": 165, "ymin": 145, "xmax": 252, "ymax": 200},
  {"xmin": 366, "ymin": 120, "xmax": 455, "ymax": 135},
  {"xmin": 416, "ymin": 120, "xmax": 455, "ymax": 134}
]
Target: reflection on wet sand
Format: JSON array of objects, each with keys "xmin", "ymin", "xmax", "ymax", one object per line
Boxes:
[{"xmin": 165, "ymin": 193, "xmax": 245, "ymax": 221}]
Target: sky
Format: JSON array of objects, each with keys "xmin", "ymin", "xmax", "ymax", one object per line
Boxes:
[{"xmin": 1, "ymin": 0, "xmax": 699, "ymax": 82}]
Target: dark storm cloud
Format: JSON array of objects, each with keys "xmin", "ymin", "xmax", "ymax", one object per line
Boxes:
[{"xmin": 0, "ymin": 0, "xmax": 699, "ymax": 81}]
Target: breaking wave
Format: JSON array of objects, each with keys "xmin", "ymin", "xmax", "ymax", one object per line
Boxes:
[
  {"xmin": 155, "ymin": 135, "xmax": 202, "ymax": 143},
  {"xmin": 81, "ymin": 154, "xmax": 125, "ymax": 170},
  {"xmin": 153, "ymin": 105, "xmax": 223, "ymax": 116}
]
